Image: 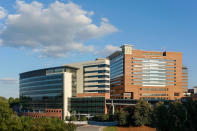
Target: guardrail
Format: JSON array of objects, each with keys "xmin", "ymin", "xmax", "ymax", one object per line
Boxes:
[{"xmin": 65, "ymin": 121, "xmax": 88, "ymax": 125}]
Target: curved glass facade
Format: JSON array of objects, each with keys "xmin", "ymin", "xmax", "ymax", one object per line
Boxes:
[
  {"xmin": 20, "ymin": 66, "xmax": 77, "ymax": 113},
  {"xmin": 20, "ymin": 74, "xmax": 63, "ymax": 98}
]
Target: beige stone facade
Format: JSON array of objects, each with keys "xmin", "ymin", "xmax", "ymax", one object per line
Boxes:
[{"xmin": 66, "ymin": 58, "xmax": 110, "ymax": 94}]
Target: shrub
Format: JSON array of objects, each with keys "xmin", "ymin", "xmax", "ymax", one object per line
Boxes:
[
  {"xmin": 81, "ymin": 116, "xmax": 87, "ymax": 121},
  {"xmin": 70, "ymin": 115, "xmax": 77, "ymax": 121}
]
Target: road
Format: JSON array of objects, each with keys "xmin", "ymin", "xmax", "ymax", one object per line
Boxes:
[{"xmin": 76, "ymin": 125, "xmax": 104, "ymax": 131}]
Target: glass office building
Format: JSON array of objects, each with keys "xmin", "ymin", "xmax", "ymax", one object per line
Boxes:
[{"xmin": 19, "ymin": 66, "xmax": 78, "ymax": 119}]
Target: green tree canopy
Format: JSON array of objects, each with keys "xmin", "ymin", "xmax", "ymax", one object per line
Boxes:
[
  {"xmin": 8, "ymin": 97, "xmax": 20, "ymax": 108},
  {"xmin": 167, "ymin": 102, "xmax": 187, "ymax": 131},
  {"xmin": 0, "ymin": 96, "xmax": 76, "ymax": 131},
  {"xmin": 152, "ymin": 102, "xmax": 169, "ymax": 131},
  {"xmin": 133, "ymin": 99, "xmax": 152, "ymax": 126},
  {"xmin": 119, "ymin": 110, "xmax": 129, "ymax": 126},
  {"xmin": 0, "ymin": 97, "xmax": 22, "ymax": 131}
]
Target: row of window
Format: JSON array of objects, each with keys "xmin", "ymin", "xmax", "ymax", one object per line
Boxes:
[
  {"xmin": 110, "ymin": 63, "xmax": 123, "ymax": 73},
  {"xmin": 111, "ymin": 73, "xmax": 123, "ymax": 79},
  {"xmin": 20, "ymin": 79, "xmax": 62, "ymax": 88},
  {"xmin": 141, "ymin": 93, "xmax": 167, "ymax": 96},
  {"xmin": 133, "ymin": 66, "xmax": 176, "ymax": 69},
  {"xmin": 20, "ymin": 74, "xmax": 63, "ymax": 83},
  {"xmin": 20, "ymin": 85, "xmax": 62, "ymax": 92},
  {"xmin": 46, "ymin": 68, "xmax": 65, "ymax": 74},
  {"xmin": 21, "ymin": 88, "xmax": 62, "ymax": 95},
  {"xmin": 132, "ymin": 83, "xmax": 176, "ymax": 86},
  {"xmin": 132, "ymin": 57, "xmax": 176, "ymax": 61},
  {"xmin": 84, "ymin": 75, "xmax": 110, "ymax": 78},
  {"xmin": 132, "ymin": 61, "xmax": 175, "ymax": 64},
  {"xmin": 132, "ymin": 83, "xmax": 166, "ymax": 85},
  {"xmin": 111, "ymin": 65, "xmax": 123, "ymax": 73},
  {"xmin": 142, "ymin": 97, "xmax": 168, "ymax": 100},
  {"xmin": 132, "ymin": 79, "xmax": 175, "ymax": 82},
  {"xmin": 20, "ymin": 83, "xmax": 63, "ymax": 90},
  {"xmin": 131, "ymin": 70, "xmax": 175, "ymax": 72},
  {"xmin": 140, "ymin": 88, "xmax": 167, "ymax": 91},
  {"xmin": 20, "ymin": 78, "xmax": 62, "ymax": 86},
  {"xmin": 142, "ymin": 75, "xmax": 175, "ymax": 78},
  {"xmin": 111, "ymin": 80, "xmax": 122, "ymax": 84},
  {"xmin": 84, "ymin": 80, "xmax": 110, "ymax": 83},
  {"xmin": 22, "ymin": 92, "xmax": 62, "ymax": 98},
  {"xmin": 84, "ymin": 90, "xmax": 109, "ymax": 93},
  {"xmin": 111, "ymin": 70, "xmax": 123, "ymax": 79},
  {"xmin": 133, "ymin": 72, "xmax": 176, "ymax": 75},
  {"xmin": 84, "ymin": 85, "xmax": 110, "ymax": 88},
  {"xmin": 84, "ymin": 64, "xmax": 110, "ymax": 68},
  {"xmin": 46, "ymin": 110, "xmax": 62, "ymax": 113},
  {"xmin": 110, "ymin": 54, "xmax": 123, "ymax": 63},
  {"xmin": 132, "ymin": 64, "xmax": 175, "ymax": 68},
  {"xmin": 84, "ymin": 70, "xmax": 110, "ymax": 74},
  {"xmin": 111, "ymin": 83, "xmax": 122, "ymax": 87},
  {"xmin": 110, "ymin": 59, "xmax": 123, "ymax": 69}
]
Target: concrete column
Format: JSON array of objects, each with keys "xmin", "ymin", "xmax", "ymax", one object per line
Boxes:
[{"xmin": 63, "ymin": 72, "xmax": 72, "ymax": 120}]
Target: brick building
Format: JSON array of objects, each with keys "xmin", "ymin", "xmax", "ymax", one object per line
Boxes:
[{"xmin": 109, "ymin": 45, "xmax": 186, "ymax": 100}]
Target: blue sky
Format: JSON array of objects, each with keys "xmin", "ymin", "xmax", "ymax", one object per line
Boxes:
[{"xmin": 0, "ymin": 0, "xmax": 196, "ymax": 98}]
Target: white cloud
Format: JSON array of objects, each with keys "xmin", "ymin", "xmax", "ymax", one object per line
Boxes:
[
  {"xmin": 0, "ymin": 1, "xmax": 118, "ymax": 57},
  {"xmin": 0, "ymin": 78, "xmax": 18, "ymax": 84},
  {"xmin": 98, "ymin": 44, "xmax": 121, "ymax": 56},
  {"xmin": 101, "ymin": 17, "xmax": 109, "ymax": 23},
  {"xmin": 0, "ymin": 6, "xmax": 7, "ymax": 19}
]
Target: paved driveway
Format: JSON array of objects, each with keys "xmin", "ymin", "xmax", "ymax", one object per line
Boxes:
[{"xmin": 76, "ymin": 125, "xmax": 104, "ymax": 131}]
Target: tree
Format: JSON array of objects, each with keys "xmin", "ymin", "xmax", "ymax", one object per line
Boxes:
[
  {"xmin": 123, "ymin": 106, "xmax": 135, "ymax": 126},
  {"xmin": 152, "ymin": 101, "xmax": 188, "ymax": 131},
  {"xmin": 152, "ymin": 102, "xmax": 169, "ymax": 131},
  {"xmin": 132, "ymin": 99, "xmax": 152, "ymax": 126},
  {"xmin": 0, "ymin": 97, "xmax": 22, "ymax": 131},
  {"xmin": 167, "ymin": 102, "xmax": 187, "ymax": 131},
  {"xmin": 119, "ymin": 110, "xmax": 129, "ymax": 126},
  {"xmin": 184, "ymin": 100, "xmax": 197, "ymax": 131},
  {"xmin": 113, "ymin": 109, "xmax": 120, "ymax": 121},
  {"xmin": 0, "ymin": 96, "xmax": 77, "ymax": 131},
  {"xmin": 8, "ymin": 97, "xmax": 14, "ymax": 106},
  {"xmin": 6, "ymin": 115, "xmax": 23, "ymax": 131}
]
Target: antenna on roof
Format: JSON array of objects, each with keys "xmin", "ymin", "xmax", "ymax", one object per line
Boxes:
[
  {"xmin": 161, "ymin": 47, "xmax": 167, "ymax": 56},
  {"xmin": 161, "ymin": 47, "xmax": 166, "ymax": 52}
]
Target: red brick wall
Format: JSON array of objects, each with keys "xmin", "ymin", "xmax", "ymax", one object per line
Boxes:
[
  {"xmin": 112, "ymin": 49, "xmax": 184, "ymax": 100},
  {"xmin": 23, "ymin": 109, "xmax": 63, "ymax": 119}
]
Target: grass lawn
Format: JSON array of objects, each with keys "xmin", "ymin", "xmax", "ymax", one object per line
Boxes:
[{"xmin": 103, "ymin": 126, "xmax": 118, "ymax": 131}]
